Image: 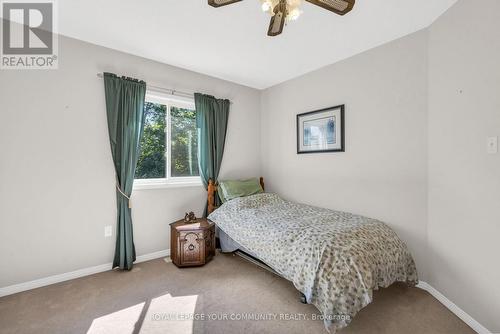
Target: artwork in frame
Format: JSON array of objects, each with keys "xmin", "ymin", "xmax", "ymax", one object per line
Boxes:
[{"xmin": 297, "ymin": 105, "xmax": 345, "ymax": 154}]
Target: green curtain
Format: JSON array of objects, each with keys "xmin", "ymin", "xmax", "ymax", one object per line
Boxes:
[
  {"xmin": 195, "ymin": 93, "xmax": 230, "ymax": 216},
  {"xmin": 103, "ymin": 72, "xmax": 146, "ymax": 270}
]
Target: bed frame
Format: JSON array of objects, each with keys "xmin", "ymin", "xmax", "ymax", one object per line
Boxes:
[
  {"xmin": 207, "ymin": 177, "xmax": 265, "ymax": 214},
  {"xmin": 206, "ymin": 177, "xmax": 306, "ymax": 303}
]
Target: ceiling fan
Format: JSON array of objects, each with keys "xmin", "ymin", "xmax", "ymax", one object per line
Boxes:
[{"xmin": 208, "ymin": 0, "xmax": 355, "ymax": 37}]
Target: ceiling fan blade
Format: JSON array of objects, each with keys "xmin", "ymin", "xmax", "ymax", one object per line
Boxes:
[
  {"xmin": 208, "ymin": 0, "xmax": 242, "ymax": 8},
  {"xmin": 305, "ymin": 0, "xmax": 355, "ymax": 15},
  {"xmin": 267, "ymin": 0, "xmax": 287, "ymax": 37}
]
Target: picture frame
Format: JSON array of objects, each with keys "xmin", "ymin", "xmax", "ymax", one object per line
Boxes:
[{"xmin": 297, "ymin": 105, "xmax": 345, "ymax": 154}]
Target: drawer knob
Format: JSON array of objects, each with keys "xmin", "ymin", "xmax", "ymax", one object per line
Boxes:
[{"xmin": 188, "ymin": 244, "xmax": 195, "ymax": 251}]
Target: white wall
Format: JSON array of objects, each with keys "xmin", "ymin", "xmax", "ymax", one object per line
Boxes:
[
  {"xmin": 428, "ymin": 0, "xmax": 500, "ymax": 331},
  {"xmin": 0, "ymin": 34, "xmax": 261, "ymax": 287},
  {"xmin": 261, "ymin": 31, "xmax": 429, "ymax": 280}
]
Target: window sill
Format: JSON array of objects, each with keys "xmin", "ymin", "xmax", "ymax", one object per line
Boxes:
[{"xmin": 133, "ymin": 180, "xmax": 203, "ymax": 191}]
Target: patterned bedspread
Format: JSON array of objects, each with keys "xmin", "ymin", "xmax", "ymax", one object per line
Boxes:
[{"xmin": 208, "ymin": 193, "xmax": 418, "ymax": 331}]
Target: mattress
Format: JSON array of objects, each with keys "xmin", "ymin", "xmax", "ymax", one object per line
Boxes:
[{"xmin": 209, "ymin": 192, "xmax": 418, "ymax": 332}]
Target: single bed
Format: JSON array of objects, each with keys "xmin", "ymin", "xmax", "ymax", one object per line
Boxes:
[{"xmin": 207, "ymin": 178, "xmax": 418, "ymax": 332}]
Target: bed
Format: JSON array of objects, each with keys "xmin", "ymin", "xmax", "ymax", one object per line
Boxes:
[{"xmin": 207, "ymin": 178, "xmax": 418, "ymax": 332}]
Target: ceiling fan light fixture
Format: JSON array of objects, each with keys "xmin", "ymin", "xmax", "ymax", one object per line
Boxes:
[
  {"xmin": 209, "ymin": 0, "xmax": 355, "ymax": 36},
  {"xmin": 261, "ymin": 0, "xmax": 302, "ymax": 15}
]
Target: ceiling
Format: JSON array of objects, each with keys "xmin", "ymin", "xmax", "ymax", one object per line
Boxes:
[{"xmin": 56, "ymin": 0, "xmax": 457, "ymax": 89}]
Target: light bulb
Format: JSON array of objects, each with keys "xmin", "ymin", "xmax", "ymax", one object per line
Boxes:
[
  {"xmin": 288, "ymin": 8, "xmax": 302, "ymax": 20},
  {"xmin": 261, "ymin": 1, "xmax": 272, "ymax": 12}
]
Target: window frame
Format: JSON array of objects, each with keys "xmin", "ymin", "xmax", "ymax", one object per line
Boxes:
[{"xmin": 133, "ymin": 91, "xmax": 202, "ymax": 190}]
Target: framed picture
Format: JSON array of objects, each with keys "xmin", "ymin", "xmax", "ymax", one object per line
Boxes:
[{"xmin": 297, "ymin": 105, "xmax": 345, "ymax": 154}]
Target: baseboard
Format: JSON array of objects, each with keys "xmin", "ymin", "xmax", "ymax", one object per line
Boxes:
[
  {"xmin": 135, "ymin": 249, "xmax": 170, "ymax": 263},
  {"xmin": 417, "ymin": 281, "xmax": 491, "ymax": 334},
  {"xmin": 0, "ymin": 249, "xmax": 170, "ymax": 298}
]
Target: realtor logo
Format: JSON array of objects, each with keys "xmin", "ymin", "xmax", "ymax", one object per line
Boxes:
[{"xmin": 1, "ymin": 0, "xmax": 58, "ymax": 69}]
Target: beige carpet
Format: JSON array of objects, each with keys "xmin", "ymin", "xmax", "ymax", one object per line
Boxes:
[{"xmin": 0, "ymin": 252, "xmax": 474, "ymax": 334}]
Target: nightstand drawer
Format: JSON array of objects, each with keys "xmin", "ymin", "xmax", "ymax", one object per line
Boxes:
[{"xmin": 179, "ymin": 231, "xmax": 205, "ymax": 266}]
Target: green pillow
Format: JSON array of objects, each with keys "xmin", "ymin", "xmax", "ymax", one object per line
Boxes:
[
  {"xmin": 217, "ymin": 188, "xmax": 227, "ymax": 203},
  {"xmin": 218, "ymin": 178, "xmax": 263, "ymax": 203}
]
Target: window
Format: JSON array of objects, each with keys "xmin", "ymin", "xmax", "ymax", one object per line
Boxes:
[{"xmin": 134, "ymin": 92, "xmax": 200, "ymax": 189}]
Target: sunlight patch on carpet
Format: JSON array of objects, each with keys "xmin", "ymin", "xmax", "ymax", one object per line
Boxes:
[
  {"xmin": 87, "ymin": 302, "xmax": 145, "ymax": 334},
  {"xmin": 86, "ymin": 293, "xmax": 199, "ymax": 334}
]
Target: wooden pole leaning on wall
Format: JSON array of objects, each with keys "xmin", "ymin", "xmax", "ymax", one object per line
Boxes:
[
  {"xmin": 207, "ymin": 179, "xmax": 217, "ymax": 215},
  {"xmin": 260, "ymin": 177, "xmax": 265, "ymax": 191}
]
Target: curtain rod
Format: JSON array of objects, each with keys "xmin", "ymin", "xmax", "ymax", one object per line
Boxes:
[{"xmin": 96, "ymin": 73, "xmax": 194, "ymax": 99}]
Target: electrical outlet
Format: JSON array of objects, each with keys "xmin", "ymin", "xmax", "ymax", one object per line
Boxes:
[
  {"xmin": 487, "ymin": 136, "xmax": 498, "ymax": 154},
  {"xmin": 104, "ymin": 225, "xmax": 113, "ymax": 238}
]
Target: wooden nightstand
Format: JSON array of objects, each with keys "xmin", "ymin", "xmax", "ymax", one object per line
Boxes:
[{"xmin": 170, "ymin": 218, "xmax": 215, "ymax": 267}]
